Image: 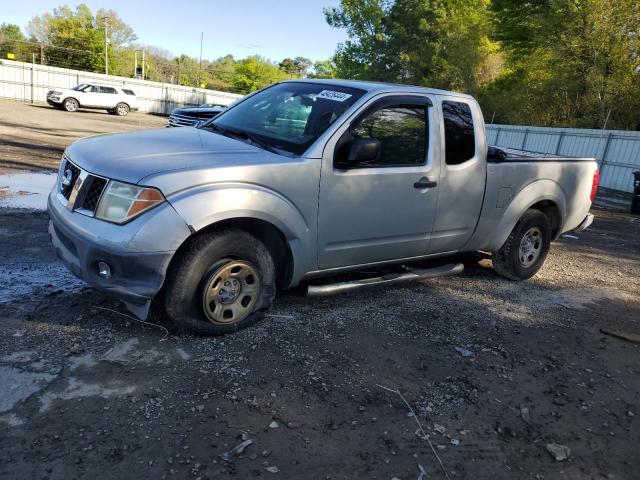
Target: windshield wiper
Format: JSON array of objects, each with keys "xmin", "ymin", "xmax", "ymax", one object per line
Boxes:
[
  {"xmin": 200, "ymin": 122, "xmax": 231, "ymax": 136},
  {"xmin": 201, "ymin": 123, "xmax": 281, "ymax": 154},
  {"xmin": 233, "ymin": 130, "xmax": 281, "ymax": 155}
]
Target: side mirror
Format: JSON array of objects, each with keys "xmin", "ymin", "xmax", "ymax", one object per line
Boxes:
[{"xmin": 347, "ymin": 138, "xmax": 381, "ymax": 165}]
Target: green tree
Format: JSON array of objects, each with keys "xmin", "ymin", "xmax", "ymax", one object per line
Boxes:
[
  {"xmin": 309, "ymin": 59, "xmax": 337, "ymax": 79},
  {"xmin": 325, "ymin": 0, "xmax": 500, "ymax": 93},
  {"xmin": 27, "ymin": 5, "xmax": 102, "ymax": 70},
  {"xmin": 485, "ymin": 0, "xmax": 640, "ymax": 129},
  {"xmin": 0, "ymin": 23, "xmax": 28, "ymax": 60},
  {"xmin": 279, "ymin": 56, "xmax": 312, "ymax": 78},
  {"xmin": 233, "ymin": 55, "xmax": 288, "ymax": 93},
  {"xmin": 279, "ymin": 57, "xmax": 298, "ymax": 77},
  {"xmin": 26, "ymin": 4, "xmax": 137, "ymax": 73}
]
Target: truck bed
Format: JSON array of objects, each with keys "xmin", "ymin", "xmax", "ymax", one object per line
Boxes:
[{"xmin": 469, "ymin": 146, "xmax": 598, "ymax": 252}]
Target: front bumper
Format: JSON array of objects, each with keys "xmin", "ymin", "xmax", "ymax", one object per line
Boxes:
[{"xmin": 47, "ymin": 190, "xmax": 191, "ymax": 319}]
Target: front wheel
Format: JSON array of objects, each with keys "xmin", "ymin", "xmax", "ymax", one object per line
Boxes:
[
  {"xmin": 492, "ymin": 208, "xmax": 551, "ymax": 280},
  {"xmin": 63, "ymin": 98, "xmax": 79, "ymax": 112},
  {"xmin": 164, "ymin": 230, "xmax": 275, "ymax": 335}
]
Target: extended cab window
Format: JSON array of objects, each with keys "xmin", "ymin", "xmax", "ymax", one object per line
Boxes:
[
  {"xmin": 100, "ymin": 86, "xmax": 117, "ymax": 94},
  {"xmin": 442, "ymin": 101, "xmax": 475, "ymax": 165},
  {"xmin": 122, "ymin": 89, "xmax": 136, "ymax": 96},
  {"xmin": 350, "ymin": 105, "xmax": 427, "ymax": 167}
]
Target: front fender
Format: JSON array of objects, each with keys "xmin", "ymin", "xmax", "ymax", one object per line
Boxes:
[
  {"xmin": 166, "ymin": 182, "xmax": 315, "ymax": 283},
  {"xmin": 482, "ymin": 179, "xmax": 567, "ymax": 252}
]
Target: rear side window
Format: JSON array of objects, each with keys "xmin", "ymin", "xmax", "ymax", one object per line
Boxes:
[
  {"xmin": 442, "ymin": 101, "xmax": 475, "ymax": 165},
  {"xmin": 122, "ymin": 89, "xmax": 136, "ymax": 96},
  {"xmin": 350, "ymin": 105, "xmax": 427, "ymax": 167},
  {"xmin": 99, "ymin": 86, "xmax": 117, "ymax": 94}
]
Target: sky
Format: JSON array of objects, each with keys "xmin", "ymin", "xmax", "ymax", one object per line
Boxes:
[{"xmin": 3, "ymin": 0, "xmax": 349, "ymax": 62}]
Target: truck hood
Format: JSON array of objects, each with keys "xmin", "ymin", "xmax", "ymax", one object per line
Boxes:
[{"xmin": 66, "ymin": 127, "xmax": 271, "ymax": 184}]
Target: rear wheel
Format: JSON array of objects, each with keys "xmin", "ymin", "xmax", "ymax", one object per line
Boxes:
[
  {"xmin": 115, "ymin": 102, "xmax": 130, "ymax": 116},
  {"xmin": 164, "ymin": 230, "xmax": 275, "ymax": 335},
  {"xmin": 492, "ymin": 209, "xmax": 551, "ymax": 280},
  {"xmin": 63, "ymin": 98, "xmax": 79, "ymax": 112}
]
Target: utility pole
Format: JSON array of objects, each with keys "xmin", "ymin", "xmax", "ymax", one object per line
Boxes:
[
  {"xmin": 142, "ymin": 49, "xmax": 145, "ymax": 80},
  {"xmin": 40, "ymin": 42, "xmax": 45, "ymax": 65},
  {"xmin": 134, "ymin": 50, "xmax": 138, "ymax": 78},
  {"xmin": 100, "ymin": 16, "xmax": 109, "ymax": 75},
  {"xmin": 198, "ymin": 32, "xmax": 203, "ymax": 88}
]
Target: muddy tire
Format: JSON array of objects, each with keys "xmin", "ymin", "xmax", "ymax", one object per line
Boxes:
[
  {"xmin": 164, "ymin": 230, "xmax": 275, "ymax": 335},
  {"xmin": 115, "ymin": 103, "xmax": 130, "ymax": 116},
  {"xmin": 492, "ymin": 208, "xmax": 551, "ymax": 281},
  {"xmin": 63, "ymin": 98, "xmax": 79, "ymax": 112}
]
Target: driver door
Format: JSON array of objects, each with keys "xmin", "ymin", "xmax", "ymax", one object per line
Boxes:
[
  {"xmin": 78, "ymin": 84, "xmax": 100, "ymax": 106},
  {"xmin": 317, "ymin": 94, "xmax": 440, "ymax": 270}
]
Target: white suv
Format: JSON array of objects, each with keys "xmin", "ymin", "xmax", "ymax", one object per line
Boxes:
[{"xmin": 46, "ymin": 83, "xmax": 139, "ymax": 116}]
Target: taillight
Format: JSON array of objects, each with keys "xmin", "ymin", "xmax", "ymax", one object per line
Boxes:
[{"xmin": 590, "ymin": 169, "xmax": 600, "ymax": 202}]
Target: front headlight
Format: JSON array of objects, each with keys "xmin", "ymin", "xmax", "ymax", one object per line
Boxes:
[{"xmin": 95, "ymin": 181, "xmax": 165, "ymax": 224}]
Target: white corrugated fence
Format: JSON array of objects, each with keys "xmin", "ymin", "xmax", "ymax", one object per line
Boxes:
[
  {"xmin": 487, "ymin": 124, "xmax": 640, "ymax": 194},
  {"xmin": 0, "ymin": 59, "xmax": 241, "ymax": 114}
]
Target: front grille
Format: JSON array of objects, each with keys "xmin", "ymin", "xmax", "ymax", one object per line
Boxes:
[
  {"xmin": 168, "ymin": 113, "xmax": 200, "ymax": 127},
  {"xmin": 60, "ymin": 159, "xmax": 81, "ymax": 198},
  {"xmin": 57, "ymin": 157, "xmax": 109, "ymax": 216},
  {"xmin": 81, "ymin": 177, "xmax": 107, "ymax": 212}
]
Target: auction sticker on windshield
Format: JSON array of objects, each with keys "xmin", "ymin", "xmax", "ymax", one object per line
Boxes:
[{"xmin": 316, "ymin": 90, "xmax": 353, "ymax": 102}]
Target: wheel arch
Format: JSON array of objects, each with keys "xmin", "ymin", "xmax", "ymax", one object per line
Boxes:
[
  {"xmin": 162, "ymin": 183, "xmax": 315, "ymax": 287},
  {"xmin": 64, "ymin": 96, "xmax": 80, "ymax": 107},
  {"xmin": 166, "ymin": 217, "xmax": 295, "ymax": 292},
  {"xmin": 485, "ymin": 179, "xmax": 566, "ymax": 252},
  {"xmin": 529, "ymin": 200, "xmax": 562, "ymax": 239}
]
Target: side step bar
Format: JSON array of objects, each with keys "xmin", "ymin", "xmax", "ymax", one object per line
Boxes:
[{"xmin": 306, "ymin": 263, "xmax": 464, "ymax": 297}]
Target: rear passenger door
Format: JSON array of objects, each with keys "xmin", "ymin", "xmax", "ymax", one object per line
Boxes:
[
  {"xmin": 97, "ymin": 86, "xmax": 118, "ymax": 108},
  {"xmin": 428, "ymin": 97, "xmax": 487, "ymax": 253}
]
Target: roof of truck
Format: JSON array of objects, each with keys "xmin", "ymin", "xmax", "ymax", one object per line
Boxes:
[{"xmin": 283, "ymin": 78, "xmax": 474, "ymax": 100}]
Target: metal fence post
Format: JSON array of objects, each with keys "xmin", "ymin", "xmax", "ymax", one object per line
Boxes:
[
  {"xmin": 494, "ymin": 127, "xmax": 502, "ymax": 146},
  {"xmin": 521, "ymin": 128, "xmax": 529, "ymax": 150},
  {"xmin": 30, "ymin": 54, "xmax": 34, "ymax": 104},
  {"xmin": 598, "ymin": 132, "xmax": 614, "ymax": 174},
  {"xmin": 554, "ymin": 131, "xmax": 565, "ymax": 155}
]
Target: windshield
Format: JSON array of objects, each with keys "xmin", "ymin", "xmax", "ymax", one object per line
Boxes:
[
  {"xmin": 71, "ymin": 84, "xmax": 91, "ymax": 92},
  {"xmin": 208, "ymin": 82, "xmax": 366, "ymax": 155}
]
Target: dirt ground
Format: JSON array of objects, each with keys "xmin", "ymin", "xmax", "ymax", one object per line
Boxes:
[
  {"xmin": 0, "ymin": 98, "xmax": 639, "ymax": 479},
  {"xmin": 0, "ymin": 207, "xmax": 638, "ymax": 479},
  {"xmin": 0, "ymin": 99, "xmax": 165, "ymax": 173}
]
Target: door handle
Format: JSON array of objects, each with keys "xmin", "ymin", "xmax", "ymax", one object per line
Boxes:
[{"xmin": 414, "ymin": 178, "xmax": 437, "ymax": 189}]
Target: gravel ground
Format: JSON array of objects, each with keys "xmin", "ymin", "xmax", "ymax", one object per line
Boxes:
[{"xmin": 0, "ymin": 207, "xmax": 638, "ymax": 480}]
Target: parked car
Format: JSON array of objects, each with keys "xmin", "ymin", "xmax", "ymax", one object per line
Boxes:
[
  {"xmin": 48, "ymin": 79, "xmax": 598, "ymax": 335},
  {"xmin": 168, "ymin": 103, "xmax": 227, "ymax": 127},
  {"xmin": 46, "ymin": 83, "xmax": 139, "ymax": 116}
]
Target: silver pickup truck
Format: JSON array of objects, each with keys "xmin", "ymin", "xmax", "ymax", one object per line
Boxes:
[{"xmin": 48, "ymin": 80, "xmax": 598, "ymax": 335}]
